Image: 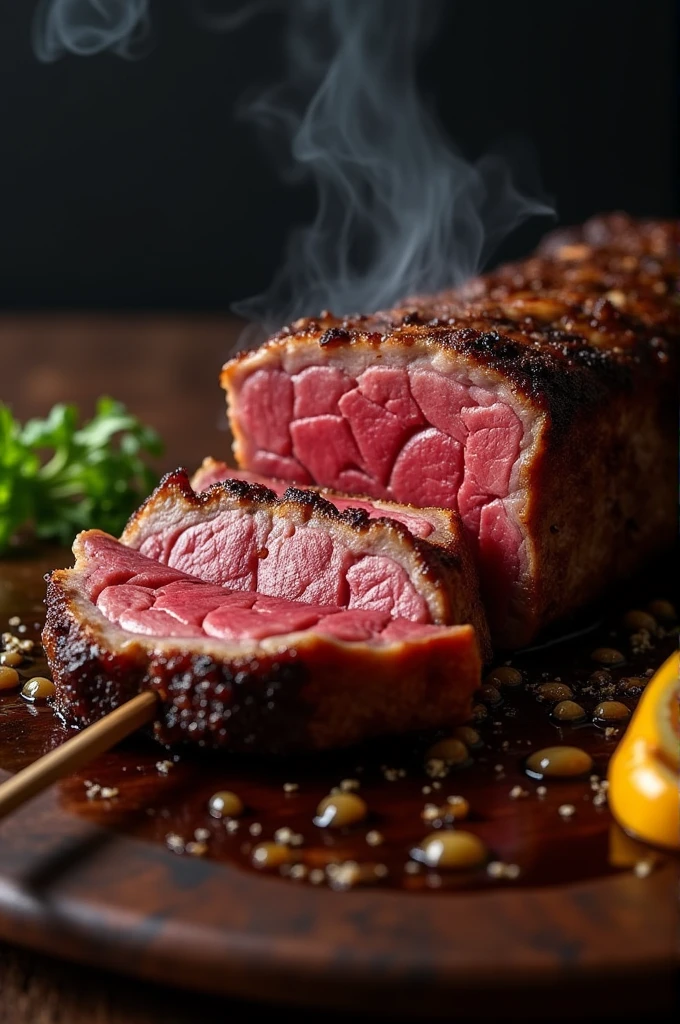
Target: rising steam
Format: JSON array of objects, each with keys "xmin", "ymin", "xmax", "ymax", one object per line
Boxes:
[
  {"xmin": 32, "ymin": 0, "xmax": 152, "ymax": 61},
  {"xmin": 233, "ymin": 0, "xmax": 555, "ymax": 330},
  {"xmin": 31, "ymin": 0, "xmax": 554, "ymax": 330}
]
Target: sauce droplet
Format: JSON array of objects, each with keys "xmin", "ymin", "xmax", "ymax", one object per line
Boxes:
[
  {"xmin": 251, "ymin": 842, "xmax": 292, "ymax": 869},
  {"xmin": 314, "ymin": 792, "xmax": 368, "ymax": 828},
  {"xmin": 552, "ymin": 700, "xmax": 587, "ymax": 722},
  {"xmin": 537, "ymin": 682, "xmax": 573, "ymax": 701},
  {"xmin": 593, "ymin": 701, "xmax": 630, "ymax": 722},
  {"xmin": 413, "ymin": 831, "xmax": 487, "ymax": 869},
  {"xmin": 21, "ymin": 677, "xmax": 55, "ymax": 701},
  {"xmin": 485, "ymin": 666, "xmax": 522, "ymax": 688},
  {"xmin": 208, "ymin": 790, "xmax": 244, "ymax": 818},
  {"xmin": 525, "ymin": 745, "xmax": 594, "ymax": 779},
  {"xmin": 591, "ymin": 648, "xmax": 625, "ymax": 666},
  {"xmin": 0, "ymin": 666, "xmax": 20, "ymax": 691},
  {"xmin": 425, "ymin": 737, "xmax": 468, "ymax": 766}
]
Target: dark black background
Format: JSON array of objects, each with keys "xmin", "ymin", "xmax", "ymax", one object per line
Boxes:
[{"xmin": 0, "ymin": 0, "xmax": 676, "ymax": 311}]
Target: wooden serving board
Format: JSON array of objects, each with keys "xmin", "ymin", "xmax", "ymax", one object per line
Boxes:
[{"xmin": 0, "ymin": 544, "xmax": 677, "ymax": 1020}]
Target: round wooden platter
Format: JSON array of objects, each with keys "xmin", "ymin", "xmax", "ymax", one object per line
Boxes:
[{"xmin": 0, "ymin": 545, "xmax": 677, "ymax": 1020}]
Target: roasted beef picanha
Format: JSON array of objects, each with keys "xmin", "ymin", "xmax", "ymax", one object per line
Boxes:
[
  {"xmin": 121, "ymin": 469, "xmax": 489, "ymax": 654},
  {"xmin": 222, "ymin": 215, "xmax": 678, "ymax": 647},
  {"xmin": 44, "ymin": 530, "xmax": 481, "ymax": 752}
]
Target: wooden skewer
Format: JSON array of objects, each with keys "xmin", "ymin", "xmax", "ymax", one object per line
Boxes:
[{"xmin": 0, "ymin": 690, "xmax": 159, "ymax": 821}]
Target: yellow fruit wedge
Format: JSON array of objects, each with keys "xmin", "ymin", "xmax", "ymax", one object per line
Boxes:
[{"xmin": 608, "ymin": 651, "xmax": 679, "ymax": 850}]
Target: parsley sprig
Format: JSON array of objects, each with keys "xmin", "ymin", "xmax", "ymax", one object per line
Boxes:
[{"xmin": 0, "ymin": 398, "xmax": 163, "ymax": 551}]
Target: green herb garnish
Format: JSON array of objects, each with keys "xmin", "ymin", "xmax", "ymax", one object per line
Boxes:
[{"xmin": 0, "ymin": 398, "xmax": 163, "ymax": 552}]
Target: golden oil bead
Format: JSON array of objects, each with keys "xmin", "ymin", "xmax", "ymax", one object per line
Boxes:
[
  {"xmin": 552, "ymin": 700, "xmax": 586, "ymax": 723},
  {"xmin": 314, "ymin": 792, "xmax": 368, "ymax": 828},
  {"xmin": 0, "ymin": 666, "xmax": 20, "ymax": 691},
  {"xmin": 486, "ymin": 666, "xmax": 522, "ymax": 687},
  {"xmin": 593, "ymin": 701, "xmax": 630, "ymax": 722},
  {"xmin": 21, "ymin": 677, "xmax": 56, "ymax": 702},
  {"xmin": 537, "ymin": 682, "xmax": 573, "ymax": 702},
  {"xmin": 445, "ymin": 795, "xmax": 470, "ymax": 820},
  {"xmin": 426, "ymin": 737, "xmax": 468, "ymax": 766},
  {"xmin": 591, "ymin": 648, "xmax": 625, "ymax": 666},
  {"xmin": 0, "ymin": 651, "xmax": 22, "ymax": 668},
  {"xmin": 623, "ymin": 610, "xmax": 657, "ymax": 633},
  {"xmin": 414, "ymin": 830, "xmax": 487, "ymax": 870},
  {"xmin": 453, "ymin": 725, "xmax": 481, "ymax": 747},
  {"xmin": 648, "ymin": 599, "xmax": 676, "ymax": 623},
  {"xmin": 251, "ymin": 842, "xmax": 292, "ymax": 869},
  {"xmin": 208, "ymin": 790, "xmax": 244, "ymax": 819},
  {"xmin": 526, "ymin": 745, "xmax": 593, "ymax": 780}
]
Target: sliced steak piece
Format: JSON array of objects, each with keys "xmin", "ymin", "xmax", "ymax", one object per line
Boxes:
[
  {"xmin": 121, "ymin": 468, "xmax": 490, "ymax": 657},
  {"xmin": 43, "ymin": 531, "xmax": 481, "ymax": 752},
  {"xmin": 222, "ymin": 214, "xmax": 678, "ymax": 647}
]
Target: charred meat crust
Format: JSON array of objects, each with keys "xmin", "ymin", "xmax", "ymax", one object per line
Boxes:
[
  {"xmin": 43, "ymin": 559, "xmax": 479, "ymax": 753},
  {"xmin": 122, "ymin": 468, "xmax": 491, "ymax": 659},
  {"xmin": 222, "ymin": 214, "xmax": 678, "ymax": 440}
]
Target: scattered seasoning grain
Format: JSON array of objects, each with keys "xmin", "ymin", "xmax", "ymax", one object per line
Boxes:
[
  {"xmin": 537, "ymin": 682, "xmax": 573, "ymax": 702},
  {"xmin": 339, "ymin": 778, "xmax": 360, "ymax": 792},
  {"xmin": 289, "ymin": 864, "xmax": 308, "ymax": 880},
  {"xmin": 209, "ymin": 790, "xmax": 244, "ymax": 818},
  {"xmin": 552, "ymin": 700, "xmax": 586, "ymax": 723},
  {"xmin": 249, "ymin": 822, "xmax": 262, "ymax": 837},
  {"xmin": 0, "ymin": 666, "xmax": 20, "ymax": 691},
  {"xmin": 314, "ymin": 792, "xmax": 368, "ymax": 828},
  {"xmin": 604, "ymin": 726, "xmax": 619, "ymax": 739},
  {"xmin": 194, "ymin": 828, "xmax": 210, "ymax": 842},
  {"xmin": 0, "ymin": 651, "xmax": 22, "ymax": 668},
  {"xmin": 623, "ymin": 610, "xmax": 657, "ymax": 633},
  {"xmin": 366, "ymin": 830, "xmax": 384, "ymax": 846},
  {"xmin": 165, "ymin": 833, "xmax": 185, "ymax": 853},
  {"xmin": 8, "ymin": 616, "xmax": 20, "ymax": 628},
  {"xmin": 404, "ymin": 861, "xmax": 421, "ymax": 875},
  {"xmin": 309, "ymin": 868, "xmax": 325, "ymax": 885},
  {"xmin": 414, "ymin": 831, "xmax": 488, "ymax": 870},
  {"xmin": 593, "ymin": 701, "xmax": 630, "ymax": 722},
  {"xmin": 421, "ymin": 785, "xmax": 432, "ymax": 795},
  {"xmin": 536, "ymin": 786, "xmax": 547, "ymax": 798},
  {"xmin": 509, "ymin": 786, "xmax": 529, "ymax": 800},
  {"xmin": 156, "ymin": 760, "xmax": 173, "ymax": 775},
  {"xmin": 487, "ymin": 861, "xmax": 521, "ymax": 880},
  {"xmin": 591, "ymin": 647, "xmax": 625, "ymax": 666},
  {"xmin": 252, "ymin": 842, "xmax": 292, "ymax": 869},
  {"xmin": 558, "ymin": 804, "xmax": 576, "ymax": 819},
  {"xmin": 634, "ymin": 860, "xmax": 655, "ymax": 878},
  {"xmin": 425, "ymin": 758, "xmax": 449, "ymax": 779},
  {"xmin": 225, "ymin": 820, "xmax": 240, "ymax": 834},
  {"xmin": 526, "ymin": 746, "xmax": 593, "ymax": 779},
  {"xmin": 283, "ymin": 782, "xmax": 299, "ymax": 793},
  {"xmin": 99, "ymin": 787, "xmax": 119, "ymax": 800},
  {"xmin": 426, "ymin": 737, "xmax": 468, "ymax": 766},
  {"xmin": 421, "ymin": 803, "xmax": 442, "ymax": 824},
  {"xmin": 21, "ymin": 677, "xmax": 55, "ymax": 702}
]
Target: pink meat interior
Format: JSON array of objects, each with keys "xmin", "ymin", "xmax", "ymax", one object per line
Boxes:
[
  {"xmin": 85, "ymin": 533, "xmax": 445, "ymax": 644},
  {"xmin": 234, "ymin": 363, "xmax": 527, "ymax": 625},
  {"xmin": 136, "ymin": 507, "xmax": 430, "ymax": 623},
  {"xmin": 193, "ymin": 466, "xmax": 435, "ymax": 540}
]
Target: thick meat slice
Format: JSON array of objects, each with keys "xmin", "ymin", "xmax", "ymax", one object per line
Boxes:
[
  {"xmin": 221, "ymin": 214, "xmax": 678, "ymax": 647},
  {"xmin": 43, "ymin": 531, "xmax": 481, "ymax": 752},
  {"xmin": 121, "ymin": 468, "xmax": 490, "ymax": 657}
]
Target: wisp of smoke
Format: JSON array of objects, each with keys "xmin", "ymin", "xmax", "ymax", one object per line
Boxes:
[
  {"xmin": 32, "ymin": 0, "xmax": 152, "ymax": 62},
  {"xmin": 232, "ymin": 0, "xmax": 555, "ymax": 333}
]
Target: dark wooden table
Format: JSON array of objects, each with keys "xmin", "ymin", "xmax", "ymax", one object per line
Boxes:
[{"xmin": 1, "ymin": 316, "xmax": 677, "ymax": 1023}]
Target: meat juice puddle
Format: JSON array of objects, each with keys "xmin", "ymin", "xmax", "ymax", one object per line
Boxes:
[{"xmin": 0, "ymin": 550, "xmax": 677, "ymax": 892}]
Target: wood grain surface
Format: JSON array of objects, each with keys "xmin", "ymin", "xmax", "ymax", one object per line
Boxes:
[{"xmin": 0, "ymin": 316, "xmax": 677, "ymax": 1022}]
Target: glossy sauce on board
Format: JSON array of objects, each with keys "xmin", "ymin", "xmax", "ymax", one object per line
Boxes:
[{"xmin": 0, "ymin": 544, "xmax": 676, "ymax": 892}]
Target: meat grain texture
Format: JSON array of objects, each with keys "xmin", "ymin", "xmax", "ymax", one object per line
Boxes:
[
  {"xmin": 122, "ymin": 469, "xmax": 490, "ymax": 656},
  {"xmin": 44, "ymin": 531, "xmax": 481, "ymax": 752},
  {"xmin": 223, "ymin": 214, "xmax": 679, "ymax": 647}
]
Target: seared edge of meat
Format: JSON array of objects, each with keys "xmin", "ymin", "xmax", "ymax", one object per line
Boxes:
[
  {"xmin": 42, "ymin": 532, "xmax": 481, "ymax": 752},
  {"xmin": 121, "ymin": 468, "xmax": 491, "ymax": 658}
]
